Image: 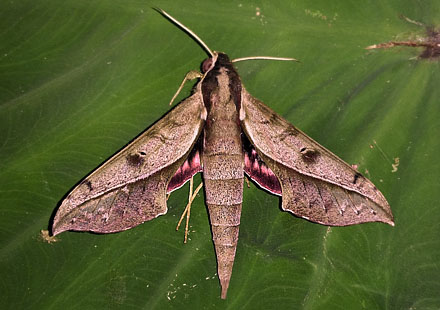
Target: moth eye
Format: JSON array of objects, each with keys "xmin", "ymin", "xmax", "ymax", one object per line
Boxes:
[{"xmin": 202, "ymin": 58, "xmax": 213, "ymax": 73}]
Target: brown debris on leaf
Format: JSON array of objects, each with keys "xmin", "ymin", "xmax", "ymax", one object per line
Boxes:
[
  {"xmin": 40, "ymin": 230, "xmax": 59, "ymax": 244},
  {"xmin": 391, "ymin": 157, "xmax": 400, "ymax": 173},
  {"xmin": 366, "ymin": 26, "xmax": 440, "ymax": 59}
]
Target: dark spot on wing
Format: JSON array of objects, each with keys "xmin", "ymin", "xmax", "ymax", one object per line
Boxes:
[
  {"xmin": 82, "ymin": 180, "xmax": 93, "ymax": 191},
  {"xmin": 126, "ymin": 153, "xmax": 144, "ymax": 167},
  {"xmin": 353, "ymin": 172, "xmax": 362, "ymax": 184},
  {"xmin": 300, "ymin": 147, "xmax": 320, "ymax": 163}
]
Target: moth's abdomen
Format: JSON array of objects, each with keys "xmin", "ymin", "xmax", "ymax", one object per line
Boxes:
[
  {"xmin": 203, "ymin": 150, "xmax": 243, "ymax": 300},
  {"xmin": 203, "ymin": 153, "xmax": 243, "ymax": 299},
  {"xmin": 202, "ymin": 114, "xmax": 243, "ymax": 298}
]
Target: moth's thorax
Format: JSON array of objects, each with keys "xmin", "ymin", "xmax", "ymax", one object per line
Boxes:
[
  {"xmin": 201, "ymin": 55, "xmax": 243, "ymax": 159},
  {"xmin": 201, "ymin": 66, "xmax": 243, "ymax": 156},
  {"xmin": 201, "ymin": 53, "xmax": 242, "ymax": 116},
  {"xmin": 205, "ymin": 68, "xmax": 237, "ymax": 117}
]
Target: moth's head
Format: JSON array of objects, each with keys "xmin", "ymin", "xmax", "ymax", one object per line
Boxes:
[{"xmin": 202, "ymin": 52, "xmax": 235, "ymax": 73}]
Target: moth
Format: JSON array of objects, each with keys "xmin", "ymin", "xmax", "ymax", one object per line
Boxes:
[{"xmin": 52, "ymin": 9, "xmax": 394, "ymax": 299}]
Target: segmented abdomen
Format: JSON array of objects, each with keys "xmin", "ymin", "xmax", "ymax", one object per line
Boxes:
[
  {"xmin": 202, "ymin": 116, "xmax": 243, "ymax": 299},
  {"xmin": 203, "ymin": 154, "xmax": 243, "ymax": 299}
]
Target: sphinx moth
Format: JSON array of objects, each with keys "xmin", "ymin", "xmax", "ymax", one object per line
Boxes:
[{"xmin": 52, "ymin": 9, "xmax": 394, "ymax": 299}]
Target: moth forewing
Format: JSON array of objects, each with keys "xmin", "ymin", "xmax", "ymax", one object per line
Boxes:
[
  {"xmin": 239, "ymin": 87, "xmax": 393, "ymax": 226},
  {"xmin": 52, "ymin": 92, "xmax": 205, "ymax": 236}
]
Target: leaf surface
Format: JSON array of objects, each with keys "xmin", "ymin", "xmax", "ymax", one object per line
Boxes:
[{"xmin": 1, "ymin": 0, "xmax": 439, "ymax": 309}]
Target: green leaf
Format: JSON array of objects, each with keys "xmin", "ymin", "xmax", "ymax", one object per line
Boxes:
[{"xmin": 1, "ymin": 0, "xmax": 439, "ymax": 309}]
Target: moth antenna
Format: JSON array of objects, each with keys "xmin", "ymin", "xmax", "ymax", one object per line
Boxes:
[
  {"xmin": 156, "ymin": 8, "xmax": 214, "ymax": 58},
  {"xmin": 232, "ymin": 56, "xmax": 299, "ymax": 63}
]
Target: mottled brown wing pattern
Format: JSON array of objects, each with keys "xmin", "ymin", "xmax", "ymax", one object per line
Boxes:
[
  {"xmin": 52, "ymin": 93, "xmax": 205, "ymax": 235},
  {"xmin": 259, "ymin": 153, "xmax": 393, "ymax": 225},
  {"xmin": 240, "ymin": 87, "xmax": 394, "ymax": 226}
]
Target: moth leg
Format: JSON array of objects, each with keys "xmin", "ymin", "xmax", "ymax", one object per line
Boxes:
[
  {"xmin": 169, "ymin": 70, "xmax": 203, "ymax": 106},
  {"xmin": 176, "ymin": 177, "xmax": 194, "ymax": 243},
  {"xmin": 245, "ymin": 176, "xmax": 251, "ymax": 188},
  {"xmin": 176, "ymin": 177, "xmax": 203, "ymax": 243}
]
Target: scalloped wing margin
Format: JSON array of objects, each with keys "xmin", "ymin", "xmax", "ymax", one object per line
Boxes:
[
  {"xmin": 52, "ymin": 93, "xmax": 205, "ymax": 235},
  {"xmin": 240, "ymin": 87, "xmax": 393, "ymax": 226}
]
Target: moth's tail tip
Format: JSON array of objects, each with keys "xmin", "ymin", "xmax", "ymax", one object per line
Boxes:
[
  {"xmin": 220, "ymin": 289, "xmax": 228, "ymax": 299},
  {"xmin": 220, "ymin": 280, "xmax": 229, "ymax": 299}
]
